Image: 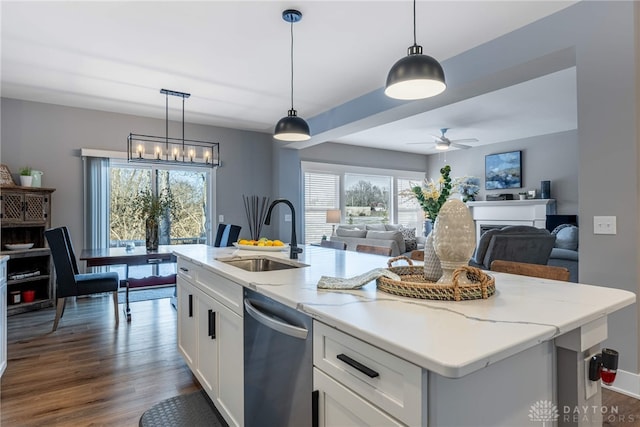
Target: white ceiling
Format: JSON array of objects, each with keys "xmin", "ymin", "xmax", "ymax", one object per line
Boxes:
[{"xmin": 1, "ymin": 1, "xmax": 578, "ymax": 154}]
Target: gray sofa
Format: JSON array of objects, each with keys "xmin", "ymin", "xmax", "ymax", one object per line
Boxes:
[
  {"xmin": 469, "ymin": 225, "xmax": 557, "ymax": 270},
  {"xmin": 330, "ymin": 224, "xmax": 424, "ymax": 257},
  {"xmin": 547, "ymin": 224, "xmax": 579, "ymax": 282}
]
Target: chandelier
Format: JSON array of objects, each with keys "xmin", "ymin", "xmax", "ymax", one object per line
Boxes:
[{"xmin": 128, "ymin": 89, "xmax": 220, "ymax": 168}]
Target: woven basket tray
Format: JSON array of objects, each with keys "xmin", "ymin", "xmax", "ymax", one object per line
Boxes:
[{"xmin": 377, "ymin": 256, "xmax": 496, "ymax": 301}]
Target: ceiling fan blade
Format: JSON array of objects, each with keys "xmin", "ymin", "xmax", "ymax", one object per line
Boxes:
[
  {"xmin": 450, "ymin": 138, "xmax": 479, "ymax": 143},
  {"xmin": 450, "ymin": 142, "xmax": 472, "ymax": 149},
  {"xmin": 406, "ymin": 141, "xmax": 432, "ymax": 145}
]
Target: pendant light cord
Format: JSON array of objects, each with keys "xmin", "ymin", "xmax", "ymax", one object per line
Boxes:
[
  {"xmin": 290, "ymin": 20, "xmax": 294, "ymax": 110},
  {"xmin": 413, "ymin": 0, "xmax": 417, "ymax": 46}
]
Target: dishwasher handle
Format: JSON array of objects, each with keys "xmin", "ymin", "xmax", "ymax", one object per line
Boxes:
[{"xmin": 244, "ymin": 298, "xmax": 308, "ymax": 340}]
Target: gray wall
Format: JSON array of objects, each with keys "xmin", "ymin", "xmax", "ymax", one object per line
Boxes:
[
  {"xmin": 426, "ymin": 130, "xmax": 579, "ymax": 215},
  {"xmin": 0, "ymin": 98, "xmax": 274, "ymax": 251}
]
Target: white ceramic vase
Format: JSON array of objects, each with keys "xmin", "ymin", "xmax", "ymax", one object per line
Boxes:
[
  {"xmin": 423, "ymin": 230, "xmax": 442, "ymax": 282},
  {"xmin": 432, "ymin": 199, "xmax": 476, "ymax": 284}
]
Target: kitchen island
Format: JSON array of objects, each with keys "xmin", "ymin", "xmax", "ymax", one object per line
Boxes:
[{"xmin": 173, "ymin": 244, "xmax": 635, "ymax": 427}]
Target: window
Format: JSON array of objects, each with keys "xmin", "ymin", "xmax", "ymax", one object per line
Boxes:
[
  {"xmin": 109, "ymin": 161, "xmax": 209, "ymax": 247},
  {"xmin": 83, "ymin": 150, "xmax": 213, "ymax": 278},
  {"xmin": 344, "ymin": 173, "xmax": 390, "ymax": 226},
  {"xmin": 301, "ymin": 162, "xmax": 424, "ymax": 243}
]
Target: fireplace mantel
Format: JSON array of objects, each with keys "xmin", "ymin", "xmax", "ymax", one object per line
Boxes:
[{"xmin": 467, "ymin": 199, "xmax": 557, "ymax": 241}]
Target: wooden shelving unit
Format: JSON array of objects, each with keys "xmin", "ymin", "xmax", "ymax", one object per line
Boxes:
[{"xmin": 0, "ymin": 186, "xmax": 56, "ymax": 316}]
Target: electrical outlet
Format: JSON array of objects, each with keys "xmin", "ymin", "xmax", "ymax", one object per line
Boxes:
[
  {"xmin": 284, "ymin": 214, "xmax": 292, "ymax": 222},
  {"xmin": 593, "ymin": 216, "xmax": 616, "ymax": 235},
  {"xmin": 218, "ymin": 215, "xmax": 224, "ymax": 223},
  {"xmin": 584, "ymin": 355, "xmax": 598, "ymax": 400}
]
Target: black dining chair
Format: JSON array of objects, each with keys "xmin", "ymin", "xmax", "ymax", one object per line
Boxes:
[
  {"xmin": 214, "ymin": 223, "xmax": 242, "ymax": 247},
  {"xmin": 45, "ymin": 226, "xmax": 120, "ymax": 332}
]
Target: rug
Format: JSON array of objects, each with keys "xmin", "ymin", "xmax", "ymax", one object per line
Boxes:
[
  {"xmin": 139, "ymin": 389, "xmax": 227, "ymax": 427},
  {"xmin": 118, "ymin": 286, "xmax": 175, "ymax": 304}
]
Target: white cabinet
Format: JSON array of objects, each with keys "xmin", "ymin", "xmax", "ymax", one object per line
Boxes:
[
  {"xmin": 177, "ymin": 277, "xmax": 197, "ymax": 368},
  {"xmin": 176, "ymin": 257, "xmax": 244, "ymax": 427},
  {"xmin": 1, "ymin": 256, "xmax": 7, "ymax": 378},
  {"xmin": 314, "ymin": 368, "xmax": 404, "ymax": 426},
  {"xmin": 313, "ymin": 321, "xmax": 426, "ymax": 427}
]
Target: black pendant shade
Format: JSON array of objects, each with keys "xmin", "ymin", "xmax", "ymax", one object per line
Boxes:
[
  {"xmin": 274, "ymin": 109, "xmax": 311, "ymax": 142},
  {"xmin": 385, "ymin": 44, "xmax": 446, "ymax": 100},
  {"xmin": 274, "ymin": 9, "xmax": 310, "ymax": 142},
  {"xmin": 385, "ymin": 0, "xmax": 446, "ymax": 100}
]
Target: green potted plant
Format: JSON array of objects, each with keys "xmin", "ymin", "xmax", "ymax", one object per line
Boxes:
[
  {"xmin": 19, "ymin": 166, "xmax": 32, "ymax": 187},
  {"xmin": 518, "ymin": 192, "xmax": 527, "ymax": 200},
  {"xmin": 134, "ymin": 188, "xmax": 175, "ymax": 251}
]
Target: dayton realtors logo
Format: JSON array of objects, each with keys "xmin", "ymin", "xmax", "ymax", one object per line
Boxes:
[
  {"xmin": 528, "ymin": 400, "xmax": 559, "ymax": 426},
  {"xmin": 529, "ymin": 400, "xmax": 635, "ymax": 424}
]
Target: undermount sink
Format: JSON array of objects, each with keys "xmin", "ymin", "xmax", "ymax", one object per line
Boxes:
[{"xmin": 218, "ymin": 256, "xmax": 306, "ymax": 272}]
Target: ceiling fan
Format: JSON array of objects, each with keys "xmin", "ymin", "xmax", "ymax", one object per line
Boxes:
[{"xmin": 409, "ymin": 128, "xmax": 479, "ymax": 151}]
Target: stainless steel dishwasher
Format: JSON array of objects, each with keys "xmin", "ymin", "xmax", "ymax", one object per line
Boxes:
[{"xmin": 243, "ymin": 288, "xmax": 313, "ymax": 427}]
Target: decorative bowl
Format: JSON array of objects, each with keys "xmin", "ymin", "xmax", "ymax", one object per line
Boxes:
[{"xmin": 5, "ymin": 243, "xmax": 34, "ymax": 250}]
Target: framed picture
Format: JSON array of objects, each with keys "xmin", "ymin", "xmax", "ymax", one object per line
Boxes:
[
  {"xmin": 0, "ymin": 164, "xmax": 16, "ymax": 186},
  {"xmin": 485, "ymin": 151, "xmax": 522, "ymax": 190}
]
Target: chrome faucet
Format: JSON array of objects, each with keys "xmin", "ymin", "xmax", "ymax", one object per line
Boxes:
[{"xmin": 264, "ymin": 198, "xmax": 303, "ymax": 260}]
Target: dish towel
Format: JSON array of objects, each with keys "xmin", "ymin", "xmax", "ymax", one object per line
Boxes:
[{"xmin": 317, "ymin": 268, "xmax": 401, "ymax": 290}]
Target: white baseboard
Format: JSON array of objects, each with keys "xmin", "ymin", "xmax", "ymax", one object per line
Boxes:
[{"xmin": 602, "ymin": 369, "xmax": 640, "ymax": 399}]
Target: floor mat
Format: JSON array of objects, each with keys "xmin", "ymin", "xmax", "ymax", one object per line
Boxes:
[{"xmin": 139, "ymin": 389, "xmax": 227, "ymax": 427}]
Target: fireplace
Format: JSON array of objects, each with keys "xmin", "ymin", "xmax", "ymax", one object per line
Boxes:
[{"xmin": 467, "ymin": 199, "xmax": 557, "ymax": 242}]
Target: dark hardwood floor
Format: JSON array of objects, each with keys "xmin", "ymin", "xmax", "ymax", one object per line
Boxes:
[
  {"xmin": 2, "ymin": 294, "xmax": 639, "ymax": 426},
  {"xmin": 1, "ymin": 295, "xmax": 200, "ymax": 426}
]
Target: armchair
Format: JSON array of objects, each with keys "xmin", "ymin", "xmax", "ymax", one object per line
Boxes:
[
  {"xmin": 469, "ymin": 225, "xmax": 556, "ymax": 270},
  {"xmin": 45, "ymin": 226, "xmax": 120, "ymax": 331}
]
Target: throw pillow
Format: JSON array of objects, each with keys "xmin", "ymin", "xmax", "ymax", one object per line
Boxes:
[
  {"xmin": 336, "ymin": 228, "xmax": 367, "ymax": 238},
  {"xmin": 398, "ymin": 225, "xmax": 416, "ymax": 240},
  {"xmin": 552, "ymin": 224, "xmax": 579, "ymax": 251},
  {"xmin": 365, "ymin": 224, "xmax": 387, "ymax": 231},
  {"xmin": 398, "ymin": 225, "xmax": 417, "ymax": 253},
  {"xmin": 366, "ymin": 230, "xmax": 405, "ymax": 254},
  {"xmin": 404, "ymin": 238, "xmax": 418, "ymax": 252},
  {"xmin": 385, "ymin": 224, "xmax": 401, "ymax": 231}
]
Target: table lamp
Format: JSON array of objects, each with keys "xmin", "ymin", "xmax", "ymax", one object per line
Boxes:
[{"xmin": 325, "ymin": 209, "xmax": 341, "ymax": 236}]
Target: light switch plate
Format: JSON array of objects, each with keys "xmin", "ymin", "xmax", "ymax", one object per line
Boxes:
[
  {"xmin": 284, "ymin": 214, "xmax": 292, "ymax": 222},
  {"xmin": 218, "ymin": 215, "xmax": 224, "ymax": 223},
  {"xmin": 593, "ymin": 216, "xmax": 616, "ymax": 235}
]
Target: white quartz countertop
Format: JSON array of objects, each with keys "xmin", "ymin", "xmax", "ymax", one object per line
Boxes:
[{"xmin": 172, "ymin": 244, "xmax": 635, "ymax": 378}]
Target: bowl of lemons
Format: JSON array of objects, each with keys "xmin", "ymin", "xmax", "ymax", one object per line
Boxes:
[{"xmin": 233, "ymin": 237, "xmax": 288, "ymax": 251}]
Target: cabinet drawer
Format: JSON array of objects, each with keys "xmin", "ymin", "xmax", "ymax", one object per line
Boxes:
[
  {"xmin": 177, "ymin": 257, "xmax": 242, "ymax": 316},
  {"xmin": 197, "ymin": 272, "xmax": 243, "ymax": 316},
  {"xmin": 313, "ymin": 321, "xmax": 424, "ymax": 426},
  {"xmin": 314, "ymin": 367, "xmax": 404, "ymax": 426},
  {"xmin": 177, "ymin": 258, "xmax": 199, "ymax": 283}
]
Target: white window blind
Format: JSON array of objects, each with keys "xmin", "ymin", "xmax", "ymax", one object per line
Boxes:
[{"xmin": 304, "ymin": 172, "xmax": 339, "ymax": 243}]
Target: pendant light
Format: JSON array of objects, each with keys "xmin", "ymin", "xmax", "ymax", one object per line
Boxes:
[
  {"xmin": 128, "ymin": 89, "xmax": 219, "ymax": 168},
  {"xmin": 274, "ymin": 9, "xmax": 310, "ymax": 141},
  {"xmin": 385, "ymin": 0, "xmax": 446, "ymax": 100}
]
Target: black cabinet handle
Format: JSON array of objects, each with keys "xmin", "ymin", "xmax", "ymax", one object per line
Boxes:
[
  {"xmin": 180, "ymin": 267, "xmax": 189, "ymax": 272},
  {"xmin": 312, "ymin": 390, "xmax": 319, "ymax": 427},
  {"xmin": 188, "ymin": 294, "xmax": 193, "ymax": 317},
  {"xmin": 208, "ymin": 309, "xmax": 216, "ymax": 339},
  {"xmin": 336, "ymin": 353, "xmax": 379, "ymax": 378}
]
